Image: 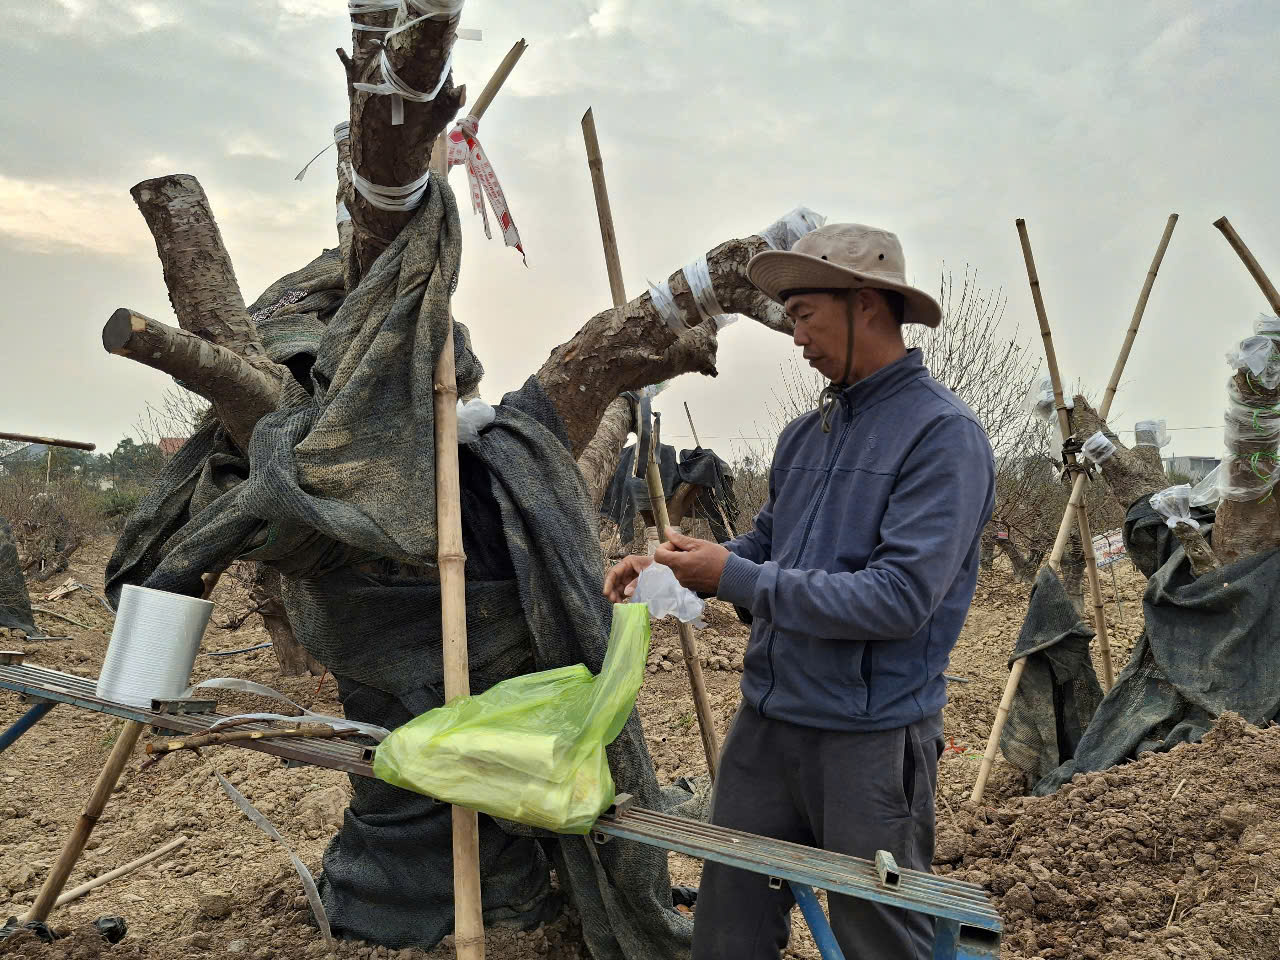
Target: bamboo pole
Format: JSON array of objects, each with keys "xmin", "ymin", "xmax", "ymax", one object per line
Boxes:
[
  {"xmin": 24, "ymin": 720, "xmax": 145, "ymax": 923},
  {"xmin": 1213, "ymin": 217, "xmax": 1280, "ymax": 314},
  {"xmin": 970, "ymin": 217, "xmax": 1178, "ymax": 804},
  {"xmin": 0, "ymin": 431, "xmax": 95, "ymax": 451},
  {"xmin": 468, "ymin": 40, "xmax": 528, "ymax": 122},
  {"xmin": 581, "ymin": 107, "xmax": 721, "ymax": 780},
  {"xmin": 434, "ymin": 317, "xmax": 485, "ymax": 960},
  {"xmin": 54, "ymin": 836, "xmax": 187, "ymax": 907},
  {"xmin": 432, "ymin": 40, "xmax": 526, "ymax": 181},
  {"xmin": 1047, "ymin": 214, "xmax": 1180, "ymax": 568}
]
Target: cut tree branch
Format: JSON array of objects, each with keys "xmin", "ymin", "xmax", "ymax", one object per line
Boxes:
[
  {"xmin": 102, "ymin": 309, "xmax": 279, "ymax": 452},
  {"xmin": 128, "ymin": 175, "xmax": 284, "ymax": 453},
  {"xmin": 538, "ymin": 236, "xmax": 786, "ymax": 457}
]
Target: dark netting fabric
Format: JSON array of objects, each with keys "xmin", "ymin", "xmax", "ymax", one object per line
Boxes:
[{"xmin": 104, "ymin": 178, "xmax": 695, "ymax": 958}]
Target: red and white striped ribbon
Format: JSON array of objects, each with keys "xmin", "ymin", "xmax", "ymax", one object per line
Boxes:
[{"xmin": 446, "ymin": 115, "xmax": 525, "ymax": 263}]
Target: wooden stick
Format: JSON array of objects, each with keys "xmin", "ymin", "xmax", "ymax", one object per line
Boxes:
[
  {"xmin": 145, "ymin": 724, "xmax": 357, "ymax": 756},
  {"xmin": 1048, "ymin": 214, "xmax": 1180, "ymax": 569},
  {"xmin": 54, "ymin": 836, "xmax": 187, "ymax": 908},
  {"xmin": 24, "ymin": 719, "xmax": 145, "ymax": 923},
  {"xmin": 1213, "ymin": 217, "xmax": 1280, "ymax": 314},
  {"xmin": 581, "ymin": 108, "xmax": 628, "ymax": 311},
  {"xmin": 435, "ymin": 320, "xmax": 484, "ymax": 960},
  {"xmin": 973, "ymin": 217, "xmax": 1166, "ymax": 804},
  {"xmin": 581, "ymin": 107, "xmax": 721, "ymax": 781},
  {"xmin": 31, "ymin": 605, "xmax": 92, "ymax": 630},
  {"xmin": 683, "ymin": 402, "xmax": 702, "ymax": 448},
  {"xmin": 0, "ymin": 432, "xmax": 95, "ymax": 452},
  {"xmin": 468, "ymin": 40, "xmax": 528, "ymax": 123}
]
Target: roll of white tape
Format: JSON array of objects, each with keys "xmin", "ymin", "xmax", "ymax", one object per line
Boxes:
[{"xmin": 96, "ymin": 585, "xmax": 213, "ymax": 708}]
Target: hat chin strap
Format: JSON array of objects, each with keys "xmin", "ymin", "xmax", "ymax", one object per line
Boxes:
[{"xmin": 818, "ymin": 295, "xmax": 856, "ymax": 433}]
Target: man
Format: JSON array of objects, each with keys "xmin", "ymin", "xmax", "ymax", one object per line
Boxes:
[{"xmin": 604, "ymin": 223, "xmax": 995, "ymax": 959}]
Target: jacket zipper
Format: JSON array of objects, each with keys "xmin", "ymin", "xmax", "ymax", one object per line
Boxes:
[{"xmin": 758, "ymin": 407, "xmax": 855, "ymax": 717}]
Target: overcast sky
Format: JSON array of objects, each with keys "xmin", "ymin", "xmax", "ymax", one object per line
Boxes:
[{"xmin": 2, "ymin": 0, "xmax": 1278, "ymax": 463}]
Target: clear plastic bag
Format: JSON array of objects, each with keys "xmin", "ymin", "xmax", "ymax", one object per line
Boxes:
[
  {"xmin": 372, "ymin": 604, "xmax": 650, "ymax": 835},
  {"xmin": 1225, "ymin": 336, "xmax": 1280, "ymax": 389},
  {"xmin": 1189, "ymin": 465, "xmax": 1222, "ymax": 508},
  {"xmin": 1133, "ymin": 419, "xmax": 1170, "ymax": 449},
  {"xmin": 630, "ymin": 562, "xmax": 705, "ymax": 625},
  {"xmin": 1026, "ymin": 376, "xmax": 1072, "ymax": 423},
  {"xmin": 758, "ymin": 206, "xmax": 826, "ymax": 251},
  {"xmin": 1224, "ymin": 379, "xmax": 1280, "ymax": 445},
  {"xmin": 1081, "ymin": 431, "xmax": 1116, "ymax": 465},
  {"xmin": 1149, "ymin": 484, "xmax": 1198, "ymax": 530},
  {"xmin": 456, "ymin": 398, "xmax": 495, "ymax": 444},
  {"xmin": 1217, "ymin": 453, "xmax": 1280, "ymax": 502}
]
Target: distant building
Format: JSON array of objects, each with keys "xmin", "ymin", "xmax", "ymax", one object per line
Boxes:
[
  {"xmin": 157, "ymin": 437, "xmax": 187, "ymax": 457},
  {"xmin": 1163, "ymin": 455, "xmax": 1220, "ymax": 482}
]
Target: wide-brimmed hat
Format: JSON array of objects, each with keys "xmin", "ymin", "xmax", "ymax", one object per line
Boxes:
[{"xmin": 747, "ymin": 223, "xmax": 942, "ymax": 328}]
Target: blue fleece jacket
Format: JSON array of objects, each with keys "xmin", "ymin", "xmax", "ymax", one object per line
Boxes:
[{"xmin": 716, "ymin": 349, "xmax": 995, "ymax": 732}]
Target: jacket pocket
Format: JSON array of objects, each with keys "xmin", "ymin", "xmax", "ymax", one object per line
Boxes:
[{"xmin": 846, "ymin": 641, "xmax": 870, "ymax": 717}]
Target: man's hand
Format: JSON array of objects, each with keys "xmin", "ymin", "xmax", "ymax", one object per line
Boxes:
[
  {"xmin": 604, "ymin": 554, "xmax": 654, "ymax": 603},
  {"xmin": 655, "ymin": 527, "xmax": 730, "ymax": 594}
]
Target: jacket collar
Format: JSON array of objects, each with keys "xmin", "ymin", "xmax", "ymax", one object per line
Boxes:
[{"xmin": 840, "ymin": 348, "xmax": 927, "ymax": 413}]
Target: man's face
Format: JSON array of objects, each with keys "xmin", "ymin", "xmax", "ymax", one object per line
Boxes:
[{"xmin": 786, "ymin": 292, "xmax": 850, "ymax": 383}]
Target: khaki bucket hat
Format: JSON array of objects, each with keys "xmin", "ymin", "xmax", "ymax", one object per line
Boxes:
[{"xmin": 747, "ymin": 223, "xmax": 943, "ymax": 328}]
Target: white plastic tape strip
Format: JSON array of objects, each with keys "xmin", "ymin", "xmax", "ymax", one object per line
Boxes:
[
  {"xmin": 758, "ymin": 206, "xmax": 826, "ymax": 251},
  {"xmin": 336, "ymin": 200, "xmax": 351, "ymax": 226},
  {"xmin": 215, "ymin": 773, "xmax": 332, "ymax": 944},
  {"xmin": 348, "ymin": 163, "xmax": 431, "ymax": 212},
  {"xmin": 190, "ymin": 677, "xmax": 391, "ymax": 741},
  {"xmin": 353, "ymin": 48, "xmax": 453, "ymax": 125},
  {"xmin": 647, "ymin": 277, "xmax": 686, "ymax": 333},
  {"xmin": 683, "ymin": 255, "xmax": 726, "ymax": 324}
]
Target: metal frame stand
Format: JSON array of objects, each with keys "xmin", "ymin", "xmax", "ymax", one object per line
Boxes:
[{"xmin": 1, "ymin": 658, "xmax": 1003, "ymax": 958}]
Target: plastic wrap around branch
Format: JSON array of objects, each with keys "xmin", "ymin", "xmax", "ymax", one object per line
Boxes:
[
  {"xmin": 759, "ymin": 206, "xmax": 826, "ymax": 251},
  {"xmin": 630, "ymin": 562, "xmax": 705, "ymax": 625},
  {"xmin": 1026, "ymin": 376, "xmax": 1072, "ymax": 423},
  {"xmin": 1133, "ymin": 419, "xmax": 1170, "ymax": 449},
  {"xmin": 457, "ymin": 398, "xmax": 495, "ymax": 444},
  {"xmin": 1224, "ymin": 379, "xmax": 1280, "ymax": 445},
  {"xmin": 1149, "ymin": 485, "xmax": 1198, "ymax": 530},
  {"xmin": 1189, "ymin": 465, "xmax": 1222, "ymax": 508},
  {"xmin": 1226, "ymin": 335, "xmax": 1280, "ymax": 391},
  {"xmin": 1081, "ymin": 431, "xmax": 1116, "ymax": 465},
  {"xmin": 1218, "ymin": 452, "xmax": 1280, "ymax": 502}
]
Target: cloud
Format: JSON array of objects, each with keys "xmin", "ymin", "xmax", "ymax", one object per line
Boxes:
[{"xmin": 0, "ymin": 174, "xmax": 150, "ymax": 257}]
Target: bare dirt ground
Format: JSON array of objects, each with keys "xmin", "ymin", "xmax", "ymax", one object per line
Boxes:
[{"xmin": 2, "ymin": 541, "xmax": 1277, "ymax": 959}]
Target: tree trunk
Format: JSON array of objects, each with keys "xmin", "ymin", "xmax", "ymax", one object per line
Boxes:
[
  {"xmin": 341, "ymin": 6, "xmax": 466, "ymax": 285},
  {"xmin": 252, "ymin": 565, "xmax": 322, "ymax": 677},
  {"xmin": 1214, "ymin": 369, "xmax": 1280, "ymax": 565},
  {"xmin": 1069, "ymin": 395, "xmax": 1168, "ymax": 511},
  {"xmin": 128, "ymin": 176, "xmax": 284, "ymax": 454},
  {"xmin": 578, "ymin": 397, "xmax": 633, "ymax": 508}
]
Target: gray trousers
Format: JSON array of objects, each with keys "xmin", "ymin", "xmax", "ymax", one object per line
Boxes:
[{"xmin": 691, "ymin": 706, "xmax": 943, "ymax": 960}]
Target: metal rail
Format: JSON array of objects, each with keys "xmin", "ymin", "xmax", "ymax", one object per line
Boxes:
[{"xmin": 1, "ymin": 659, "xmax": 1002, "ymax": 959}]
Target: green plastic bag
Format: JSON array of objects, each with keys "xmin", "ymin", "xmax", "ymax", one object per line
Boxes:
[{"xmin": 372, "ymin": 603, "xmax": 650, "ymax": 835}]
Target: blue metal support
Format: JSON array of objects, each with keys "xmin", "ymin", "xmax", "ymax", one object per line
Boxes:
[
  {"xmin": 789, "ymin": 882, "xmax": 846, "ymax": 960},
  {"xmin": 934, "ymin": 917, "xmax": 1002, "ymax": 960},
  {"xmin": 0, "ymin": 700, "xmax": 55, "ymax": 753}
]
